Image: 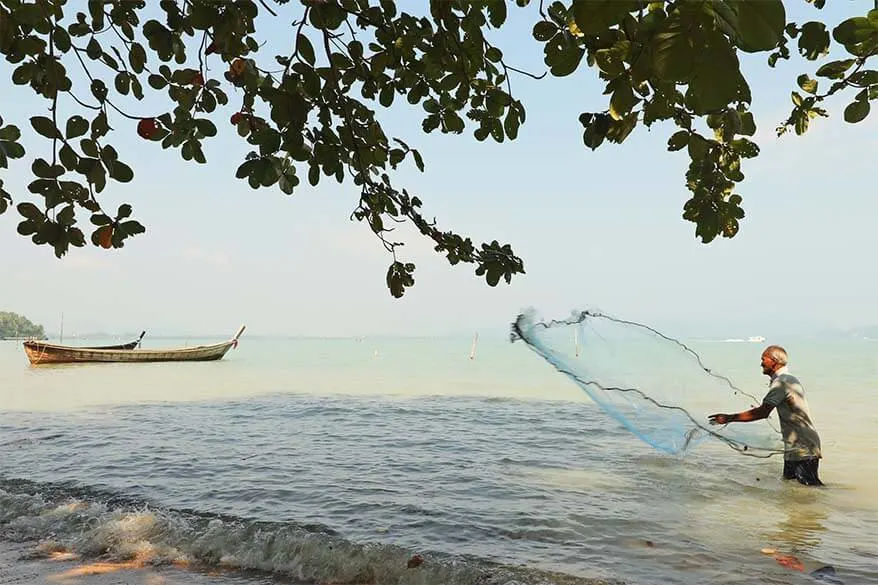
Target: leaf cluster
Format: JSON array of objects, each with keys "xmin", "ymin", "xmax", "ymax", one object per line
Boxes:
[{"xmin": 1, "ymin": 0, "xmax": 875, "ymax": 294}]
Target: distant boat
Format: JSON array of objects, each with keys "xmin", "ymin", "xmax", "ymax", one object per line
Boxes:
[
  {"xmin": 23, "ymin": 326, "xmax": 244, "ymax": 365},
  {"xmin": 747, "ymin": 336, "xmax": 766, "ymax": 343},
  {"xmin": 77, "ymin": 331, "xmax": 146, "ymax": 350}
]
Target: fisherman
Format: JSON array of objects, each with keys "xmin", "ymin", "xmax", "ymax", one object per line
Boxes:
[{"xmin": 708, "ymin": 345, "xmax": 823, "ymax": 486}]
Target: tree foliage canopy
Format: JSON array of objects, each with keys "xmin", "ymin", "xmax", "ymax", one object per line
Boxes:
[
  {"xmin": 1, "ymin": 0, "xmax": 875, "ymax": 296},
  {"xmin": 0, "ymin": 310, "xmax": 45, "ymax": 338}
]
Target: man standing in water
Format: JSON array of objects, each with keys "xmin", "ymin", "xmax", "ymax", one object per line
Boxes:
[{"xmin": 708, "ymin": 345, "xmax": 823, "ymax": 486}]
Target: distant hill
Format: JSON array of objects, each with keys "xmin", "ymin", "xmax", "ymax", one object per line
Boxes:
[
  {"xmin": 806, "ymin": 325, "xmax": 878, "ymax": 340},
  {"xmin": 0, "ymin": 311, "xmax": 46, "ymax": 339},
  {"xmin": 840, "ymin": 325, "xmax": 878, "ymax": 339}
]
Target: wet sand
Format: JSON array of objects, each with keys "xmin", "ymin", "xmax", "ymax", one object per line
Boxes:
[{"xmin": 0, "ymin": 540, "xmax": 273, "ymax": 585}]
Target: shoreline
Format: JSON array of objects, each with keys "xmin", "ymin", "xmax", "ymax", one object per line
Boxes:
[
  {"xmin": 0, "ymin": 540, "xmax": 276, "ymax": 585},
  {"xmin": 0, "ymin": 538, "xmax": 624, "ymax": 585}
]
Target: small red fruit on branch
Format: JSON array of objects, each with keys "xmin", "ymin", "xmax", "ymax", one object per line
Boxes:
[
  {"xmin": 137, "ymin": 117, "xmax": 159, "ymax": 139},
  {"xmin": 230, "ymin": 58, "xmax": 247, "ymax": 77},
  {"xmin": 97, "ymin": 226, "xmax": 113, "ymax": 249}
]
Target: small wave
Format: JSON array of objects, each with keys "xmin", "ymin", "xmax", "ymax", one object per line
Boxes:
[
  {"xmin": 0, "ymin": 432, "xmax": 64, "ymax": 447},
  {"xmin": 0, "ymin": 478, "xmax": 619, "ymax": 585}
]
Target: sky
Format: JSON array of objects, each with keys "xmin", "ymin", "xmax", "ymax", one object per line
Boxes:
[{"xmin": 2, "ymin": 1, "xmax": 877, "ymax": 339}]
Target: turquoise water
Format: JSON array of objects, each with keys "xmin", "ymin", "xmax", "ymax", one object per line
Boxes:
[{"xmin": 0, "ymin": 333, "xmax": 876, "ymax": 584}]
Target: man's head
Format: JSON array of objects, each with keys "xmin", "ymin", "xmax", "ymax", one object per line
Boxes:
[{"xmin": 761, "ymin": 345, "xmax": 788, "ymax": 376}]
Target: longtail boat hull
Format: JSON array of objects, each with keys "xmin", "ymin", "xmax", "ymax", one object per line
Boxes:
[{"xmin": 23, "ymin": 326, "xmax": 245, "ymax": 365}]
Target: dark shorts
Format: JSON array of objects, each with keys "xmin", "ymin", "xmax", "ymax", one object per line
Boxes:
[{"xmin": 783, "ymin": 457, "xmax": 823, "ymax": 486}]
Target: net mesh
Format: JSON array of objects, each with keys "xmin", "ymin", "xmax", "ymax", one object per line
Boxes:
[{"xmin": 510, "ymin": 308, "xmax": 785, "ymax": 458}]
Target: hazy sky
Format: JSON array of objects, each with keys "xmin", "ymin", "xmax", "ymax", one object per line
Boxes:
[{"xmin": 2, "ymin": 2, "xmax": 876, "ymax": 338}]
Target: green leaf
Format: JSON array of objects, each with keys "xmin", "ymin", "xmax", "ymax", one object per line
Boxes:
[
  {"xmin": 53, "ymin": 26, "xmax": 71, "ymax": 52},
  {"xmin": 90, "ymin": 213, "xmax": 111, "ymax": 226},
  {"xmin": 59, "ymin": 144, "xmax": 78, "ymax": 171},
  {"xmin": 796, "ymin": 74, "xmax": 818, "ymax": 94},
  {"xmin": 129, "ymin": 42, "xmax": 147, "ymax": 73},
  {"xmin": 595, "ymin": 47, "xmax": 626, "ymax": 77},
  {"xmin": 91, "ymin": 79, "xmax": 108, "ymax": 103},
  {"xmin": 849, "ymin": 69, "xmax": 878, "ymax": 86},
  {"xmin": 297, "ymin": 33, "xmax": 315, "ymax": 66},
  {"xmin": 86, "ymin": 37, "xmax": 101, "ymax": 60},
  {"xmin": 0, "ymin": 124, "xmax": 21, "ymax": 142},
  {"xmin": 504, "ymin": 108, "xmax": 521, "ymax": 140},
  {"xmin": 386, "ymin": 261, "xmax": 414, "ymax": 298},
  {"xmin": 844, "ymin": 99, "xmax": 870, "ymax": 123},
  {"xmin": 797, "ymin": 22, "xmax": 830, "ymax": 60},
  {"xmin": 31, "ymin": 158, "xmax": 56, "ymax": 179},
  {"xmin": 196, "ymin": 119, "xmax": 217, "ymax": 137},
  {"xmin": 730, "ymin": 138, "xmax": 760, "ymax": 158},
  {"xmin": 833, "ymin": 17, "xmax": 878, "ymax": 48},
  {"xmin": 91, "ymin": 111, "xmax": 109, "ymax": 139},
  {"xmin": 723, "ymin": 0, "xmax": 786, "ymax": 52},
  {"xmin": 581, "ymin": 113, "xmax": 610, "ymax": 150},
  {"xmin": 609, "ymin": 79, "xmax": 639, "ymax": 121},
  {"xmin": 148, "ymin": 74, "xmax": 167, "ymax": 89},
  {"xmin": 687, "ymin": 134, "xmax": 710, "ymax": 160},
  {"xmin": 379, "ymin": 84, "xmax": 395, "ymax": 107},
  {"xmin": 119, "ymin": 220, "xmax": 146, "ymax": 236},
  {"xmin": 80, "ymin": 138, "xmax": 99, "ymax": 158},
  {"xmin": 667, "ymin": 130, "xmax": 690, "ymax": 151},
  {"xmin": 115, "ymin": 72, "xmax": 131, "ymax": 95},
  {"xmin": 17, "ymin": 202, "xmax": 43, "ymax": 220},
  {"xmin": 439, "ymin": 73, "xmax": 460, "ymax": 91},
  {"xmin": 66, "ymin": 115, "xmax": 89, "ymax": 139},
  {"xmin": 486, "ymin": 0, "xmax": 508, "ymax": 28},
  {"xmin": 544, "ymin": 35, "xmax": 584, "ymax": 77},
  {"xmin": 652, "ymin": 14, "xmax": 696, "ymax": 82},
  {"xmin": 738, "ymin": 112, "xmax": 756, "ymax": 136},
  {"xmin": 686, "ymin": 34, "xmax": 743, "ymax": 114},
  {"xmin": 572, "ymin": 0, "xmax": 638, "ymax": 35},
  {"xmin": 57, "ymin": 205, "xmax": 75, "ymax": 226},
  {"xmin": 815, "ymin": 59, "xmax": 856, "ymax": 79},
  {"xmin": 279, "ymin": 172, "xmax": 298, "ymax": 194},
  {"xmin": 30, "ymin": 116, "xmax": 60, "ymax": 139},
  {"xmin": 532, "ymin": 21, "xmax": 557, "ymax": 42},
  {"xmin": 111, "ymin": 161, "xmax": 134, "ymax": 182}
]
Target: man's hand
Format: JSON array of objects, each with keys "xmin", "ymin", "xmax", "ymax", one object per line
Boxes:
[{"xmin": 708, "ymin": 413, "xmax": 731, "ymax": 425}]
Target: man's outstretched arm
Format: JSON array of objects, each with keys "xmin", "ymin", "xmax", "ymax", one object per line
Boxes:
[{"xmin": 708, "ymin": 402, "xmax": 775, "ymax": 425}]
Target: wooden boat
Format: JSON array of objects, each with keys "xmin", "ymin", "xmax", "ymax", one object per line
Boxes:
[{"xmin": 23, "ymin": 326, "xmax": 245, "ymax": 365}]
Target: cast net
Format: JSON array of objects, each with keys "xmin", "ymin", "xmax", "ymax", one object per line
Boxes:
[{"xmin": 510, "ymin": 308, "xmax": 786, "ymax": 458}]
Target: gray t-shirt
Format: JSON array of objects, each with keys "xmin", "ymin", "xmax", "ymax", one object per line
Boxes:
[{"xmin": 762, "ymin": 372, "xmax": 822, "ymax": 461}]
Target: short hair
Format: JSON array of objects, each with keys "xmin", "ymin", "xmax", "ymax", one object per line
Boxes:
[{"xmin": 763, "ymin": 345, "xmax": 788, "ymax": 366}]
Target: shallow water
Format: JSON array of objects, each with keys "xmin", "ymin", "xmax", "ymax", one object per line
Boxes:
[{"xmin": 1, "ymin": 335, "xmax": 876, "ymax": 584}]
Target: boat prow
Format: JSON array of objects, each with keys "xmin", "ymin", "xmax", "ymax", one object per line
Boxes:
[{"xmin": 23, "ymin": 325, "xmax": 245, "ymax": 365}]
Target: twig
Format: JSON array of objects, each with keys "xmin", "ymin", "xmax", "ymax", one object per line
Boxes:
[
  {"xmin": 64, "ymin": 90, "xmax": 102, "ymax": 110},
  {"xmin": 504, "ymin": 64, "xmax": 547, "ymax": 80},
  {"xmin": 256, "ymin": 0, "xmax": 278, "ymax": 17},
  {"xmin": 322, "ymin": 29, "xmax": 398, "ymax": 254}
]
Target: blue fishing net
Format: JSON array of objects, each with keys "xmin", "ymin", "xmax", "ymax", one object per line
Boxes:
[{"xmin": 511, "ymin": 308, "xmax": 785, "ymax": 458}]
